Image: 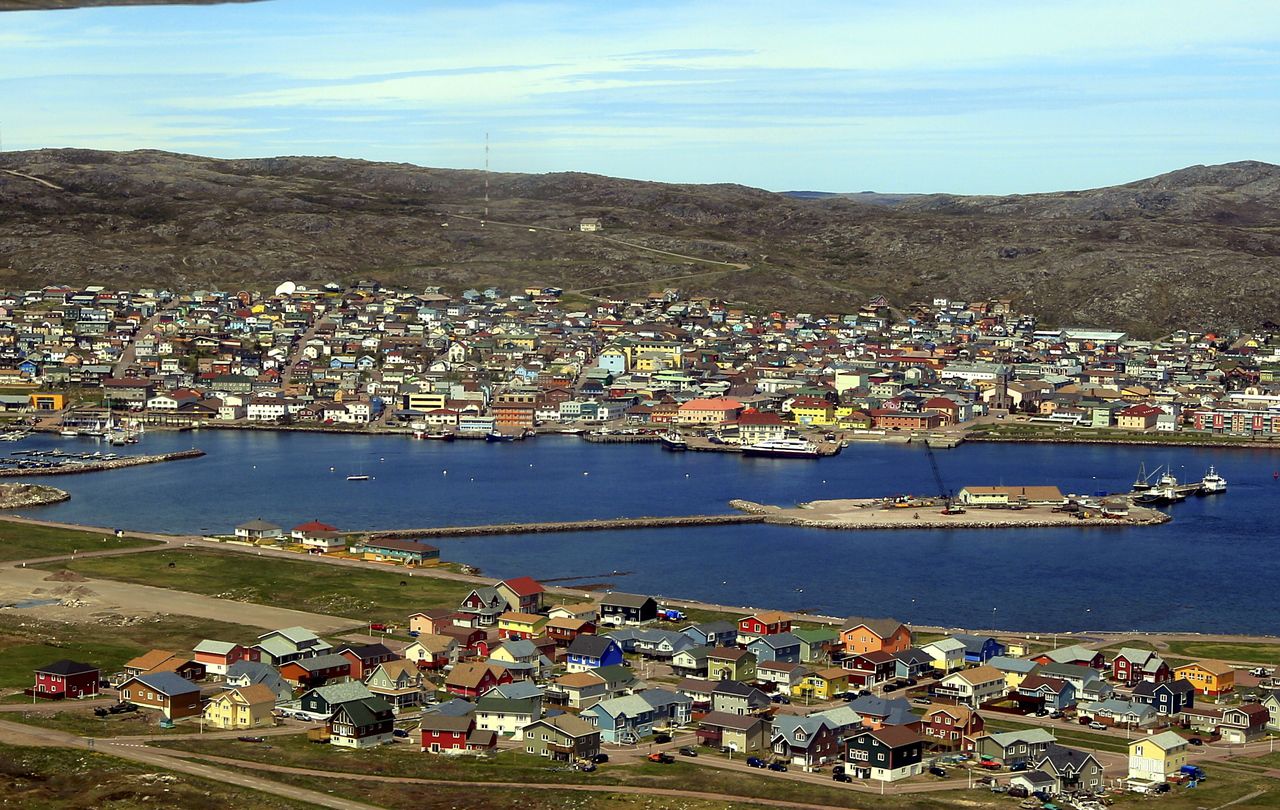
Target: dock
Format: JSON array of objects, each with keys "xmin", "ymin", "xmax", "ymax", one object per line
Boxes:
[
  {"xmin": 352, "ymin": 513, "xmax": 765, "ymax": 540},
  {"xmin": 0, "ymin": 449, "xmax": 205, "ymax": 478}
]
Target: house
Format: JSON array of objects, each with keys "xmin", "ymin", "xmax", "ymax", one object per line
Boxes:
[
  {"xmin": 695, "ymin": 711, "xmax": 768, "ymax": 754},
  {"xmin": 566, "ymin": 636, "xmax": 624, "ymax": 673},
  {"xmin": 547, "ymin": 602, "xmax": 599, "ymax": 623},
  {"xmin": 793, "ymin": 667, "xmax": 849, "ymax": 701},
  {"xmin": 329, "ymin": 695, "xmax": 395, "ymax": 748},
  {"xmin": 707, "ymin": 647, "xmax": 757, "ymax": 682},
  {"xmin": 439, "ymin": 626, "xmax": 492, "ymax": 658},
  {"xmin": 1008, "ymin": 770, "xmax": 1059, "ymax": 797},
  {"xmin": 336, "ymin": 643, "xmax": 398, "ymax": 681},
  {"xmin": 495, "ymin": 576, "xmax": 545, "ymax": 614},
  {"xmin": 31, "ymin": 660, "xmax": 99, "ymax": 700},
  {"xmin": 1174, "ymin": 660, "xmax": 1235, "ymax": 696},
  {"xmin": 1128, "ymin": 731, "xmax": 1188, "ymax": 784},
  {"xmin": 711, "ymin": 680, "xmax": 771, "ymax": 716},
  {"xmin": 956, "ymin": 486, "xmax": 1065, "ymax": 508},
  {"xmin": 914, "ymin": 704, "xmax": 985, "ymax": 750},
  {"xmin": 736, "ymin": 611, "xmax": 791, "ymax": 644},
  {"xmin": 972, "ymin": 728, "xmax": 1057, "ymax": 767},
  {"xmin": 746, "ymin": 632, "xmax": 801, "ymax": 664},
  {"xmin": 934, "ymin": 665, "xmax": 1008, "ymax": 708},
  {"xmin": 223, "ymin": 661, "xmax": 291, "ymax": 704},
  {"xmin": 365, "ymin": 660, "xmax": 433, "ymax": 711},
  {"xmin": 546, "ymin": 671, "xmax": 609, "ymax": 709},
  {"xmin": 192, "ymin": 641, "xmax": 259, "ymax": 677},
  {"xmin": 792, "ymin": 627, "xmax": 839, "ymax": 664},
  {"xmin": 1037, "ymin": 663, "xmax": 1104, "ymax": 695},
  {"xmin": 950, "ymin": 634, "xmax": 1007, "ymax": 664},
  {"xmin": 756, "ymin": 660, "xmax": 809, "ymax": 692},
  {"xmin": 682, "ymin": 621, "xmax": 738, "ymax": 649},
  {"xmin": 989, "ymin": 656, "xmax": 1040, "ymax": 690},
  {"xmin": 583, "ymin": 689, "xmax": 691, "ymax": 744},
  {"xmin": 920, "ymin": 637, "xmax": 967, "ymax": 672},
  {"xmin": 1111, "ymin": 647, "xmax": 1171, "ymax": 685},
  {"xmin": 118, "ymin": 672, "xmax": 203, "ymax": 720},
  {"xmin": 1132, "ymin": 678, "xmax": 1195, "ymax": 715},
  {"xmin": 254, "ymin": 627, "xmax": 332, "ymax": 666},
  {"xmin": 847, "ymin": 694, "xmax": 915, "ymax": 728},
  {"xmin": 474, "ymin": 695, "xmax": 540, "ymax": 739},
  {"xmin": 444, "ymin": 662, "xmax": 512, "ymax": 699},
  {"xmin": 671, "ymin": 646, "xmax": 710, "ymax": 677},
  {"xmin": 403, "ymin": 634, "xmax": 459, "ymax": 671},
  {"xmin": 299, "ymin": 682, "xmax": 376, "ymax": 719},
  {"xmin": 202, "ymin": 684, "xmax": 277, "ymax": 730},
  {"xmin": 1032, "ymin": 644, "xmax": 1105, "ymax": 670},
  {"xmin": 276, "ymin": 653, "xmax": 351, "ymax": 689},
  {"xmin": 606, "ymin": 627, "xmax": 695, "ymax": 660},
  {"xmin": 841, "ymin": 650, "xmax": 897, "ymax": 688},
  {"xmin": 496, "ymin": 612, "xmax": 548, "ymax": 640},
  {"xmin": 122, "ymin": 649, "xmax": 195, "ymax": 680},
  {"xmin": 291, "ymin": 520, "xmax": 345, "ymax": 553},
  {"xmin": 488, "ymin": 638, "xmax": 552, "ymax": 680},
  {"xmin": 845, "ymin": 726, "xmax": 925, "ymax": 782},
  {"xmin": 1262, "ymin": 691, "xmax": 1280, "ymax": 732},
  {"xmin": 1015, "ymin": 675, "xmax": 1076, "ymax": 712},
  {"xmin": 350, "ymin": 537, "xmax": 440, "ymax": 566},
  {"xmin": 839, "ymin": 617, "xmax": 911, "ymax": 655},
  {"xmin": 771, "ymin": 714, "xmax": 841, "ymax": 767},
  {"xmin": 1034, "ymin": 744, "xmax": 1105, "ymax": 795},
  {"xmin": 524, "ymin": 713, "xmax": 601, "ymax": 762},
  {"xmin": 1218, "ymin": 703, "xmax": 1270, "ymax": 743},
  {"xmin": 545, "ymin": 617, "xmax": 596, "ymax": 646},
  {"xmin": 1078, "ymin": 698, "xmax": 1158, "ymax": 728},
  {"xmin": 420, "ymin": 711, "xmax": 497, "ymax": 754},
  {"xmin": 457, "ymin": 586, "xmax": 508, "ymax": 626},
  {"xmin": 407, "ymin": 609, "xmax": 457, "ymax": 637},
  {"xmin": 235, "ymin": 518, "xmax": 282, "ymax": 541},
  {"xmin": 598, "ymin": 593, "xmax": 658, "ymax": 626}
]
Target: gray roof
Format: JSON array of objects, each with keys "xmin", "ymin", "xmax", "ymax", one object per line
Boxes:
[
  {"xmin": 487, "ymin": 681, "xmax": 543, "ymax": 701},
  {"xmin": 848, "ymin": 695, "xmax": 913, "ymax": 725},
  {"xmin": 236, "ymin": 518, "xmax": 281, "ymax": 531},
  {"xmin": 133, "ymin": 671, "xmax": 199, "ymax": 696},
  {"xmin": 771, "ymin": 713, "xmax": 831, "ymax": 747},
  {"xmin": 423, "ymin": 698, "xmax": 476, "ymax": 718},
  {"xmin": 306, "ymin": 681, "xmax": 374, "ymax": 704},
  {"xmin": 1037, "ymin": 743, "xmax": 1100, "ymax": 774},
  {"xmin": 193, "ymin": 639, "xmax": 238, "ymax": 656},
  {"xmin": 749, "ymin": 632, "xmax": 800, "ymax": 649},
  {"xmin": 989, "ymin": 656, "xmax": 1039, "ymax": 674},
  {"xmin": 296, "ymin": 653, "xmax": 351, "ymax": 672},
  {"xmin": 568, "ymin": 635, "xmax": 618, "ymax": 658},
  {"xmin": 982, "ymin": 728, "xmax": 1057, "ymax": 748}
]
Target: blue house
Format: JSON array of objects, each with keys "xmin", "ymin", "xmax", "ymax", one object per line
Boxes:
[
  {"xmin": 681, "ymin": 621, "xmax": 737, "ymax": 648},
  {"xmin": 951, "ymin": 634, "xmax": 1006, "ymax": 664},
  {"xmin": 566, "ymin": 636, "xmax": 623, "ymax": 673},
  {"xmin": 746, "ymin": 632, "xmax": 801, "ymax": 664},
  {"xmin": 1132, "ymin": 678, "xmax": 1195, "ymax": 715},
  {"xmin": 891, "ymin": 648, "xmax": 934, "ymax": 680},
  {"xmin": 583, "ymin": 688, "xmax": 692, "ymax": 744}
]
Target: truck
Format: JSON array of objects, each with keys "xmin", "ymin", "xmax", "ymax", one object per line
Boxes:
[
  {"xmin": 1180, "ymin": 765, "xmax": 1206, "ymax": 781},
  {"xmin": 658, "ymin": 608, "xmax": 685, "ymax": 622}
]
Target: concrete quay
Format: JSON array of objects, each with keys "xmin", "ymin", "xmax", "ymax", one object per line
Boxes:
[{"xmin": 354, "ymin": 513, "xmax": 765, "ymax": 540}]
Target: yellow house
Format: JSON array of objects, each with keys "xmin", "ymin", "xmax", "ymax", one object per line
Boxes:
[
  {"xmin": 29, "ymin": 392, "xmax": 66, "ymax": 411},
  {"xmin": 789, "ymin": 397, "xmax": 836, "ymax": 426},
  {"xmin": 1173, "ymin": 660, "xmax": 1235, "ymax": 696},
  {"xmin": 496, "ymin": 612, "xmax": 548, "ymax": 640},
  {"xmin": 1128, "ymin": 731, "xmax": 1188, "ymax": 783},
  {"xmin": 202, "ymin": 684, "xmax": 276, "ymax": 730},
  {"xmin": 792, "ymin": 667, "xmax": 849, "ymax": 700}
]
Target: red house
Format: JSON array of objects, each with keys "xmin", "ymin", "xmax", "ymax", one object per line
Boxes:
[
  {"xmin": 337, "ymin": 643, "xmax": 399, "ymax": 681},
  {"xmin": 443, "ymin": 662, "xmax": 512, "ymax": 699},
  {"xmin": 545, "ymin": 617, "xmax": 596, "ymax": 647},
  {"xmin": 31, "ymin": 660, "xmax": 99, "ymax": 700},
  {"xmin": 1110, "ymin": 648, "xmax": 1171, "ymax": 685},
  {"xmin": 914, "ymin": 705, "xmax": 985, "ymax": 750},
  {"xmin": 192, "ymin": 641, "xmax": 259, "ymax": 676},
  {"xmin": 440, "ymin": 626, "xmax": 491, "ymax": 658},
  {"xmin": 278, "ymin": 654, "xmax": 352, "ymax": 688},
  {"xmin": 496, "ymin": 576, "xmax": 545, "ymax": 614},
  {"xmin": 738, "ymin": 611, "xmax": 792, "ymax": 641},
  {"xmin": 841, "ymin": 650, "xmax": 897, "ymax": 687},
  {"xmin": 420, "ymin": 713, "xmax": 497, "ymax": 754}
]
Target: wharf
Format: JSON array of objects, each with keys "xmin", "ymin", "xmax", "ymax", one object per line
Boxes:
[
  {"xmin": 581, "ymin": 433, "xmax": 661, "ymax": 444},
  {"xmin": 354, "ymin": 513, "xmax": 764, "ymax": 540},
  {"xmin": 0, "ymin": 449, "xmax": 205, "ymax": 477},
  {"xmin": 731, "ymin": 497, "xmax": 1170, "ymax": 530}
]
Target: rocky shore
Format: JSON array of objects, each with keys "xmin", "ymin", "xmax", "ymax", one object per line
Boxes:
[
  {"xmin": 730, "ymin": 498, "xmax": 1171, "ymax": 530},
  {"xmin": 0, "ymin": 449, "xmax": 205, "ymax": 478},
  {"xmin": 0, "ymin": 483, "xmax": 71, "ymax": 509}
]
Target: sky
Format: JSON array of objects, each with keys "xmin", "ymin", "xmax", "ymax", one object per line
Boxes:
[{"xmin": 1, "ymin": 0, "xmax": 1278, "ymax": 194}]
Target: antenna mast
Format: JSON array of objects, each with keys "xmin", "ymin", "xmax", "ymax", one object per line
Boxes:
[{"xmin": 483, "ymin": 131, "xmax": 490, "ymax": 218}]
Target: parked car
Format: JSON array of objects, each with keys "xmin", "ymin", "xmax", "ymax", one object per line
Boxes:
[
  {"xmin": 1188, "ymin": 737, "xmax": 1203, "ymax": 746},
  {"xmin": 654, "ymin": 732, "xmax": 672, "ymax": 743},
  {"xmin": 1088, "ymin": 722, "xmax": 1107, "ymax": 730},
  {"xmin": 1007, "ymin": 785, "xmax": 1029, "ymax": 799},
  {"xmin": 771, "ymin": 693, "xmax": 791, "ymax": 704},
  {"xmin": 592, "ymin": 753, "xmax": 609, "ymax": 763},
  {"xmin": 369, "ymin": 623, "xmax": 387, "ymax": 631},
  {"xmin": 236, "ymin": 735, "xmax": 266, "ymax": 743},
  {"xmin": 767, "ymin": 762, "xmax": 788, "ymax": 772},
  {"xmin": 929, "ymin": 766, "xmax": 949, "ymax": 778},
  {"xmin": 678, "ymin": 747, "xmax": 697, "ymax": 757},
  {"xmin": 912, "ymin": 697, "xmax": 931, "ymax": 705},
  {"xmin": 831, "ymin": 764, "xmax": 845, "ymax": 775},
  {"xmin": 1010, "ymin": 761, "xmax": 1028, "ymax": 772},
  {"xmin": 392, "ymin": 728, "xmax": 409, "ymax": 738},
  {"xmin": 746, "ymin": 756, "xmax": 767, "ymax": 769},
  {"xmin": 1049, "ymin": 711, "xmax": 1063, "ymax": 719},
  {"xmin": 833, "ymin": 772, "xmax": 853, "ymax": 783},
  {"xmin": 646, "ymin": 752, "xmax": 674, "ymax": 764}
]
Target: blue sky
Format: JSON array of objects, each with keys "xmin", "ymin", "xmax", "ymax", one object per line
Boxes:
[{"xmin": 1, "ymin": 0, "xmax": 1278, "ymax": 193}]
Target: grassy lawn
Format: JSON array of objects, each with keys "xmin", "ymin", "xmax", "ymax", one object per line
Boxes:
[
  {"xmin": 0, "ymin": 519, "xmax": 160, "ymax": 562},
  {"xmin": 0, "ymin": 613, "xmax": 270, "ymax": 690},
  {"xmin": 1165, "ymin": 640, "xmax": 1280, "ymax": 666},
  {"xmin": 6, "ymin": 707, "xmax": 197, "ymax": 738},
  {"xmin": 0, "ymin": 742, "xmax": 314, "ymax": 810},
  {"xmin": 36, "ymin": 547, "xmax": 476, "ymax": 623}
]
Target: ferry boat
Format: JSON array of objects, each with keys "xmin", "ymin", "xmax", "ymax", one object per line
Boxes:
[
  {"xmin": 659, "ymin": 431, "xmax": 687, "ymax": 451},
  {"xmin": 1199, "ymin": 466, "xmax": 1227, "ymax": 495},
  {"xmin": 741, "ymin": 436, "xmax": 822, "ymax": 459}
]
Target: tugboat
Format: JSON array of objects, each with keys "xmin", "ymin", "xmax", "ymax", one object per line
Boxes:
[
  {"xmin": 659, "ymin": 431, "xmax": 687, "ymax": 451},
  {"xmin": 1199, "ymin": 466, "xmax": 1227, "ymax": 495},
  {"xmin": 741, "ymin": 436, "xmax": 822, "ymax": 459}
]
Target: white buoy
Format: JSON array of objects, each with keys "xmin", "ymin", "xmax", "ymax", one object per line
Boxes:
[
  {"xmin": 442, "ymin": 470, "xmax": 448, "ymax": 475},
  {"xmin": 329, "ymin": 466, "xmax": 335, "ymax": 471},
  {"xmin": 583, "ymin": 471, "xmax": 589, "ymax": 476}
]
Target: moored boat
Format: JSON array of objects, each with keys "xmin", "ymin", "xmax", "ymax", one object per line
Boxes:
[
  {"xmin": 659, "ymin": 431, "xmax": 687, "ymax": 451},
  {"xmin": 742, "ymin": 436, "xmax": 821, "ymax": 459},
  {"xmin": 1199, "ymin": 466, "xmax": 1227, "ymax": 495},
  {"xmin": 485, "ymin": 430, "xmax": 516, "ymax": 442}
]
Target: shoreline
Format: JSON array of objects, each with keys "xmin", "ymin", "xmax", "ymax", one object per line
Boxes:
[
  {"xmin": 0, "ymin": 483, "xmax": 70, "ymax": 509},
  {"xmin": 965, "ymin": 433, "xmax": 1280, "ymax": 451}
]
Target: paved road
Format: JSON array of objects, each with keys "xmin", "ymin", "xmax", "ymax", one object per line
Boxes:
[
  {"xmin": 112, "ymin": 300, "xmax": 176, "ymax": 378},
  {"xmin": 283, "ymin": 314, "xmax": 331, "ymax": 388}
]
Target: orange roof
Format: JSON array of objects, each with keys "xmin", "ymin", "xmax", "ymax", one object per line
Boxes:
[{"xmin": 679, "ymin": 398, "xmax": 742, "ymax": 411}]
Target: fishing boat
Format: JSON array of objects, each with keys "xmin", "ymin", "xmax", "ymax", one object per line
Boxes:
[
  {"xmin": 659, "ymin": 431, "xmax": 687, "ymax": 451},
  {"xmin": 485, "ymin": 430, "xmax": 516, "ymax": 442},
  {"xmin": 742, "ymin": 436, "xmax": 822, "ymax": 459},
  {"xmin": 1199, "ymin": 466, "xmax": 1227, "ymax": 495},
  {"xmin": 423, "ymin": 431, "xmax": 455, "ymax": 441},
  {"xmin": 1131, "ymin": 462, "xmax": 1154, "ymax": 492}
]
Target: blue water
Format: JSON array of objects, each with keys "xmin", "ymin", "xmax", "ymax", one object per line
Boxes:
[{"xmin": 9, "ymin": 431, "xmax": 1280, "ymax": 634}]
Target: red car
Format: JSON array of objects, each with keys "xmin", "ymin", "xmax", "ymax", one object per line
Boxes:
[{"xmin": 369, "ymin": 623, "xmax": 388, "ymax": 631}]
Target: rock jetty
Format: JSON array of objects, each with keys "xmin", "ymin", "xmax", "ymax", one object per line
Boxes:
[
  {"xmin": 0, "ymin": 483, "xmax": 71, "ymax": 508},
  {"xmin": 0, "ymin": 449, "xmax": 205, "ymax": 478}
]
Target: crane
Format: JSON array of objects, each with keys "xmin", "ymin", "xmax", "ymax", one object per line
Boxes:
[{"xmin": 923, "ymin": 441, "xmax": 966, "ymax": 515}]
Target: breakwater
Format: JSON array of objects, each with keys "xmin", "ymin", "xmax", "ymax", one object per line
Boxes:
[
  {"xmin": 356, "ymin": 513, "xmax": 765, "ymax": 540},
  {"xmin": 730, "ymin": 498, "xmax": 1172, "ymax": 530},
  {"xmin": 0, "ymin": 483, "xmax": 70, "ymax": 508},
  {"xmin": 0, "ymin": 449, "xmax": 205, "ymax": 477}
]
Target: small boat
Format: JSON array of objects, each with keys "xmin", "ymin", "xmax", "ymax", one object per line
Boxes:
[
  {"xmin": 346, "ymin": 474, "xmax": 370, "ymax": 481},
  {"xmin": 659, "ymin": 431, "xmax": 687, "ymax": 451},
  {"xmin": 1199, "ymin": 466, "xmax": 1227, "ymax": 495},
  {"xmin": 485, "ymin": 431, "xmax": 516, "ymax": 442},
  {"xmin": 59, "ymin": 427, "xmax": 79, "ymax": 437},
  {"xmin": 423, "ymin": 431, "xmax": 455, "ymax": 441},
  {"xmin": 742, "ymin": 436, "xmax": 822, "ymax": 459}
]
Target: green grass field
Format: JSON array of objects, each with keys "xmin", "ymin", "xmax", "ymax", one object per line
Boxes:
[
  {"xmin": 1164, "ymin": 640, "xmax": 1280, "ymax": 666},
  {"xmin": 0, "ymin": 520, "xmax": 159, "ymax": 562},
  {"xmin": 36, "ymin": 547, "xmax": 476, "ymax": 623}
]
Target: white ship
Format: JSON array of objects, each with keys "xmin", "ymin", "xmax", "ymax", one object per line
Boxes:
[{"xmin": 741, "ymin": 436, "xmax": 822, "ymax": 459}]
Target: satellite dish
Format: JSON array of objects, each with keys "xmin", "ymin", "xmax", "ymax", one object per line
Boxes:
[{"xmin": 275, "ymin": 281, "xmax": 297, "ymax": 297}]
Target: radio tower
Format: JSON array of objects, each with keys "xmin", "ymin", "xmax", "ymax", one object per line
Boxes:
[{"xmin": 483, "ymin": 132, "xmax": 490, "ymax": 219}]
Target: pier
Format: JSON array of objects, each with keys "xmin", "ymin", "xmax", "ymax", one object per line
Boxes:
[
  {"xmin": 0, "ymin": 449, "xmax": 205, "ymax": 478},
  {"xmin": 352, "ymin": 513, "xmax": 765, "ymax": 540},
  {"xmin": 731, "ymin": 497, "xmax": 1171, "ymax": 530}
]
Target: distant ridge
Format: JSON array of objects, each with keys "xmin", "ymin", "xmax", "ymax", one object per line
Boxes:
[{"xmin": 1, "ymin": 148, "xmax": 1277, "ymax": 335}]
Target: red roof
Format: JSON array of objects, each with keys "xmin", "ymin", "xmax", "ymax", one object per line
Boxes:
[
  {"xmin": 293, "ymin": 520, "xmax": 339, "ymax": 533},
  {"xmin": 736, "ymin": 411, "xmax": 785, "ymax": 426},
  {"xmin": 500, "ymin": 576, "xmax": 545, "ymax": 597}
]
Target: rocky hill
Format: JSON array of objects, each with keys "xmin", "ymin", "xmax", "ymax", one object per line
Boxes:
[{"xmin": 2, "ymin": 148, "xmax": 1278, "ymax": 335}]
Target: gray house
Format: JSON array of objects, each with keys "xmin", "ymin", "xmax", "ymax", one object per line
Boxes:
[
  {"xmin": 972, "ymin": 728, "xmax": 1057, "ymax": 767},
  {"xmin": 524, "ymin": 713, "xmax": 601, "ymax": 762},
  {"xmin": 1035, "ymin": 744, "xmax": 1104, "ymax": 794}
]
